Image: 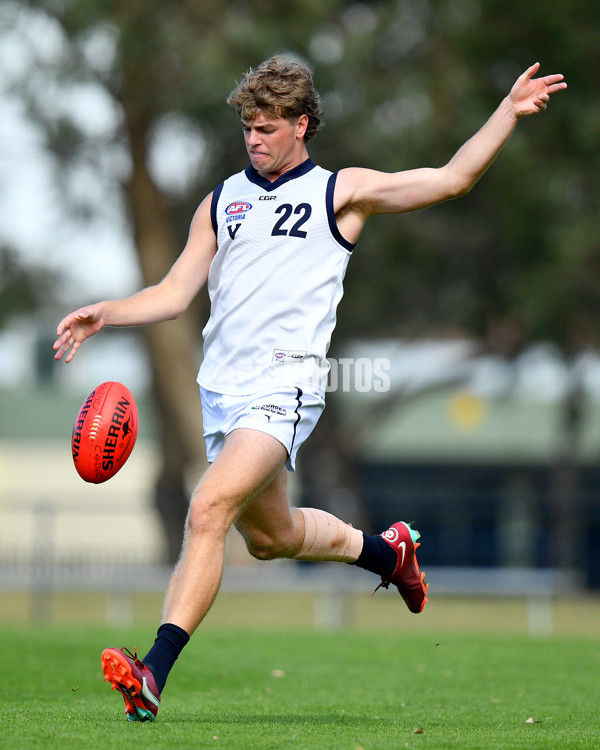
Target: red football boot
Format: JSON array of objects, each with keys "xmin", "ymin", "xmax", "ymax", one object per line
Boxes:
[
  {"xmin": 101, "ymin": 647, "xmax": 161, "ymax": 722},
  {"xmin": 374, "ymin": 521, "xmax": 428, "ymax": 613}
]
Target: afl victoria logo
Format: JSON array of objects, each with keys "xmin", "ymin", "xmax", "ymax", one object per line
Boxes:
[{"xmin": 226, "ymin": 201, "xmax": 252, "ymax": 215}]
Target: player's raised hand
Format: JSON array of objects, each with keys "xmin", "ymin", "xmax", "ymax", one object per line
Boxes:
[
  {"xmin": 53, "ymin": 304, "xmax": 104, "ymax": 363},
  {"xmin": 508, "ymin": 62, "xmax": 567, "ymax": 118}
]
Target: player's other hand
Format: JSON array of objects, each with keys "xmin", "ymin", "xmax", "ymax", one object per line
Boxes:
[
  {"xmin": 53, "ymin": 304, "xmax": 104, "ymax": 363},
  {"xmin": 509, "ymin": 62, "xmax": 567, "ymax": 118}
]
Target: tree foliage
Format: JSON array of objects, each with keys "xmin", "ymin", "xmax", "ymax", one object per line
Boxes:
[{"xmin": 0, "ymin": 247, "xmax": 57, "ymax": 327}]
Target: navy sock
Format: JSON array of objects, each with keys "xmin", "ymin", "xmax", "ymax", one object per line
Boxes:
[
  {"xmin": 352, "ymin": 532, "xmax": 397, "ymax": 578},
  {"xmin": 142, "ymin": 623, "xmax": 190, "ymax": 694}
]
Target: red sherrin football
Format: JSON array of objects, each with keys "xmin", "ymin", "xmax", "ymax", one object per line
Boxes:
[{"xmin": 72, "ymin": 381, "xmax": 138, "ymax": 484}]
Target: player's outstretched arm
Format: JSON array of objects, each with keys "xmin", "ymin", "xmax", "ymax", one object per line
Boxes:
[
  {"xmin": 53, "ymin": 280, "xmax": 195, "ymax": 363},
  {"xmin": 335, "ymin": 63, "xmax": 566, "ymax": 232},
  {"xmin": 436, "ymin": 62, "xmax": 567, "ymax": 200},
  {"xmin": 54, "ymin": 193, "xmax": 217, "ymax": 363}
]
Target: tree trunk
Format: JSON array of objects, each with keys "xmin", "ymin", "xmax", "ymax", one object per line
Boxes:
[{"xmin": 124, "ymin": 111, "xmax": 207, "ymax": 563}]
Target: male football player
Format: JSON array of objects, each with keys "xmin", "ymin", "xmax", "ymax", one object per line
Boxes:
[{"xmin": 54, "ymin": 55, "xmax": 566, "ymax": 721}]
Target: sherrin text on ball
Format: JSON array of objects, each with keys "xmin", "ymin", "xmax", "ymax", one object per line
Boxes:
[{"xmin": 72, "ymin": 381, "xmax": 138, "ymax": 483}]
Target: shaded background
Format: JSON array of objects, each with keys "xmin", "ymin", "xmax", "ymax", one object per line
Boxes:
[{"xmin": 1, "ymin": 0, "xmax": 599, "ymax": 626}]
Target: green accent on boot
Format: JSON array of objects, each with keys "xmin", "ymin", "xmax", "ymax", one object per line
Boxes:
[
  {"xmin": 130, "ymin": 707, "xmax": 155, "ymax": 722},
  {"xmin": 401, "ymin": 521, "xmax": 421, "ymax": 545}
]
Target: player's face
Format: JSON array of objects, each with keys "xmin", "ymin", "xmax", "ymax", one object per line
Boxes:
[{"xmin": 242, "ymin": 111, "xmax": 307, "ymax": 179}]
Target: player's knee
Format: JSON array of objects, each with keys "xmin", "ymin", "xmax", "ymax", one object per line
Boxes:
[
  {"xmin": 242, "ymin": 529, "xmax": 295, "ymax": 561},
  {"xmin": 185, "ymin": 491, "xmax": 233, "ymax": 539},
  {"xmin": 245, "ymin": 539, "xmax": 285, "ymax": 560},
  {"xmin": 245, "ymin": 539, "xmax": 280, "ymax": 560}
]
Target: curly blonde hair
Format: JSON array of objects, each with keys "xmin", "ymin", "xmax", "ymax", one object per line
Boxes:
[{"xmin": 227, "ymin": 55, "xmax": 324, "ymax": 142}]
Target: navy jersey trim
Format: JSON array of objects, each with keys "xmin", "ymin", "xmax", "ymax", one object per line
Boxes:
[
  {"xmin": 210, "ymin": 183, "xmax": 224, "ymax": 235},
  {"xmin": 245, "ymin": 158, "xmax": 317, "ymax": 192},
  {"xmin": 326, "ymin": 172, "xmax": 355, "ymax": 253}
]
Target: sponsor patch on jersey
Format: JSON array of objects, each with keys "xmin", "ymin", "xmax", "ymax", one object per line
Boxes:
[
  {"xmin": 273, "ymin": 349, "xmax": 307, "ymax": 363},
  {"xmin": 225, "ymin": 201, "xmax": 252, "ymax": 215}
]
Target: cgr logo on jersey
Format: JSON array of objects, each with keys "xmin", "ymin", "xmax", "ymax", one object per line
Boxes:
[
  {"xmin": 273, "ymin": 349, "xmax": 307, "ymax": 363},
  {"xmin": 225, "ymin": 201, "xmax": 252, "ymax": 216}
]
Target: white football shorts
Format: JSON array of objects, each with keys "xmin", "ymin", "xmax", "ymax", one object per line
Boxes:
[{"xmin": 200, "ymin": 386, "xmax": 325, "ymax": 471}]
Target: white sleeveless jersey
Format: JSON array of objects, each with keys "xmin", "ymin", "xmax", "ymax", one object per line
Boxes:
[{"xmin": 197, "ymin": 159, "xmax": 355, "ymax": 396}]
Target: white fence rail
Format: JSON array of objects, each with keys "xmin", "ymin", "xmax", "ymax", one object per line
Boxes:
[{"xmin": 0, "ymin": 495, "xmax": 583, "ymax": 633}]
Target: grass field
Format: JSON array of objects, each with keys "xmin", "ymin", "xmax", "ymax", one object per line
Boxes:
[{"xmin": 1, "ymin": 622, "xmax": 599, "ymax": 750}]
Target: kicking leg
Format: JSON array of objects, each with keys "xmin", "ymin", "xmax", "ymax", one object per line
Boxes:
[
  {"xmin": 102, "ymin": 428, "xmax": 289, "ymax": 716},
  {"xmin": 237, "ymin": 479, "xmax": 428, "ymax": 613},
  {"xmin": 161, "ymin": 428, "xmax": 289, "ymax": 634},
  {"xmin": 236, "ymin": 499, "xmax": 364, "ymax": 563}
]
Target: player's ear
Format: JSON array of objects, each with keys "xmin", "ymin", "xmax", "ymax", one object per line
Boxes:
[{"xmin": 296, "ymin": 114, "xmax": 309, "ymax": 140}]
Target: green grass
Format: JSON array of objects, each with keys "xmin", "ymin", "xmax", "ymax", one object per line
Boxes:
[{"xmin": 1, "ymin": 624, "xmax": 599, "ymax": 749}]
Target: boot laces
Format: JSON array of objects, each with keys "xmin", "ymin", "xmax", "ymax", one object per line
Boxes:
[
  {"xmin": 372, "ymin": 578, "xmax": 391, "ymax": 596},
  {"xmin": 121, "ymin": 646, "xmax": 144, "ymax": 667}
]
